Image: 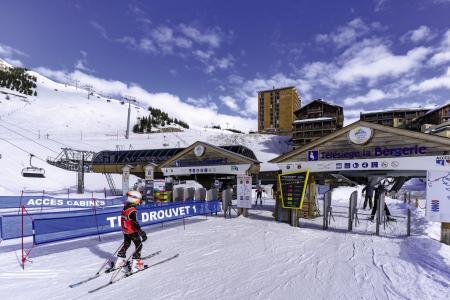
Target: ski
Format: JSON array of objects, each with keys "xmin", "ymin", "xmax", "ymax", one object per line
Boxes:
[
  {"xmin": 104, "ymin": 250, "xmax": 162, "ymax": 273},
  {"xmin": 88, "ymin": 254, "xmax": 179, "ymax": 294},
  {"xmin": 69, "ymin": 250, "xmax": 162, "ymax": 288}
]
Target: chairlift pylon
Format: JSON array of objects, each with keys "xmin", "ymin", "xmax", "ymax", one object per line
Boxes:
[{"xmin": 21, "ymin": 154, "xmax": 45, "ymax": 178}]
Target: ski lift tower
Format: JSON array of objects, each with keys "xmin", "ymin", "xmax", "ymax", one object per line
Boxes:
[
  {"xmin": 123, "ymin": 95, "xmax": 137, "ymax": 139},
  {"xmin": 47, "ymin": 148, "xmax": 96, "ymax": 193}
]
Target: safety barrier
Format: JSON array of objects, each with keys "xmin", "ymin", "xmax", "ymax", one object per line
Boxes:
[
  {"xmin": 0, "ymin": 206, "xmax": 122, "ymax": 240},
  {"xmin": 33, "ymin": 200, "xmax": 221, "ymax": 245},
  {"xmin": 0, "ymin": 195, "xmax": 126, "ymax": 209}
]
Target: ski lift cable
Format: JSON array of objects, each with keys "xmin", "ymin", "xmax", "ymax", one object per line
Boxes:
[
  {"xmin": 0, "ymin": 122, "xmax": 59, "ymax": 154},
  {"xmin": 0, "ymin": 137, "xmax": 47, "ymax": 162},
  {"xmin": 0, "ymin": 118, "xmax": 102, "ymax": 153},
  {"xmin": 0, "ymin": 118, "xmax": 72, "ymax": 148}
]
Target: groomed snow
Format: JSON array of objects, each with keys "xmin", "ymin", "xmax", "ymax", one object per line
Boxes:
[{"xmin": 0, "ymin": 188, "xmax": 449, "ymax": 300}]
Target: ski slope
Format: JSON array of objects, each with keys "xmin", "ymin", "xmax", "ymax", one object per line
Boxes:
[
  {"xmin": 0, "ymin": 188, "xmax": 448, "ymax": 300},
  {"xmin": 0, "ymin": 67, "xmax": 289, "ymax": 195}
]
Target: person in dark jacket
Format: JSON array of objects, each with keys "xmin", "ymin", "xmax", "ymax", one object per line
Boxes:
[
  {"xmin": 115, "ymin": 190, "xmax": 147, "ymax": 272},
  {"xmin": 362, "ymin": 184, "xmax": 374, "ymax": 209},
  {"xmin": 369, "ymin": 186, "xmax": 395, "ymax": 221}
]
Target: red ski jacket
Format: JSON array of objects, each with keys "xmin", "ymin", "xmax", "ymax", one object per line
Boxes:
[{"xmin": 121, "ymin": 207, "xmax": 138, "ymax": 234}]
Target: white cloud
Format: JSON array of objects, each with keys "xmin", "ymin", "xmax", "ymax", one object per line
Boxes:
[
  {"xmin": 0, "ymin": 43, "xmax": 26, "ymax": 67},
  {"xmin": 90, "ymin": 21, "xmax": 109, "ymax": 40},
  {"xmin": 179, "ymin": 24, "xmax": 221, "ymax": 48},
  {"xmin": 74, "ymin": 50, "xmax": 95, "ymax": 72},
  {"xmin": 1, "ymin": 57, "xmax": 24, "ymax": 67},
  {"xmin": 335, "ymin": 44, "xmax": 431, "ymax": 83},
  {"xmin": 429, "ymin": 29, "xmax": 450, "ymax": 66},
  {"xmin": 215, "ymin": 55, "xmax": 235, "ymax": 70},
  {"xmin": 33, "ymin": 67, "xmax": 256, "ymax": 131},
  {"xmin": 220, "ymin": 96, "xmax": 239, "ymax": 111},
  {"xmin": 401, "ymin": 25, "xmax": 435, "ymax": 43},
  {"xmin": 315, "ymin": 18, "xmax": 379, "ymax": 48},
  {"xmin": 409, "ymin": 67, "xmax": 450, "ymax": 92},
  {"xmin": 139, "ymin": 38, "xmax": 156, "ymax": 52},
  {"xmin": 343, "ymin": 89, "xmax": 386, "ymax": 106},
  {"xmin": 374, "ymin": 0, "xmax": 389, "ymax": 12}
]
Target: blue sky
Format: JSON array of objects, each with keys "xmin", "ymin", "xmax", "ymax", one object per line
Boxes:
[{"xmin": 1, "ymin": 0, "xmax": 450, "ymax": 129}]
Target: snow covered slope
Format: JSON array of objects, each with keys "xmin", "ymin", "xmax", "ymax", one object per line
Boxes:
[
  {"xmin": 0, "ymin": 190, "xmax": 448, "ymax": 300},
  {"xmin": 0, "ymin": 67, "xmax": 290, "ymax": 195}
]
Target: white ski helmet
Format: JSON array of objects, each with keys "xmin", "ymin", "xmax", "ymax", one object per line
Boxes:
[{"xmin": 126, "ymin": 190, "xmax": 142, "ymax": 205}]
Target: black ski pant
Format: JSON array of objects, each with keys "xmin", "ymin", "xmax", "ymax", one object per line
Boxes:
[
  {"xmin": 363, "ymin": 195, "xmax": 373, "ymax": 209},
  {"xmin": 118, "ymin": 232, "xmax": 142, "ymax": 259},
  {"xmin": 256, "ymin": 191, "xmax": 262, "ymax": 204},
  {"xmin": 370, "ymin": 198, "xmax": 391, "ymax": 218}
]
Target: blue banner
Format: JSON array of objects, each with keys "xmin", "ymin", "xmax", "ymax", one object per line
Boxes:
[
  {"xmin": 0, "ymin": 195, "xmax": 126, "ymax": 209},
  {"xmin": 0, "ymin": 206, "xmax": 122, "ymax": 240},
  {"xmin": 33, "ymin": 200, "xmax": 220, "ymax": 244}
]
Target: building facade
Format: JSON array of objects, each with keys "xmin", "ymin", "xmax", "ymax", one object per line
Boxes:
[
  {"xmin": 292, "ymin": 99, "xmax": 343, "ymax": 147},
  {"xmin": 415, "ymin": 103, "xmax": 450, "ymax": 127},
  {"xmin": 360, "ymin": 103, "xmax": 450, "ymax": 134},
  {"xmin": 257, "ymin": 86, "xmax": 301, "ymax": 134},
  {"xmin": 360, "ymin": 108, "xmax": 429, "ymax": 128}
]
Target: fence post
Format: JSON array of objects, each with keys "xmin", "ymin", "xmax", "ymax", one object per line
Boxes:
[
  {"xmin": 40, "ymin": 190, "xmax": 45, "ymax": 215},
  {"xmin": 407, "ymin": 208, "xmax": 411, "ymax": 236},
  {"xmin": 92, "ymin": 192, "xmax": 101, "ymax": 242},
  {"xmin": 68, "ymin": 189, "xmax": 70, "ymax": 211},
  {"xmin": 323, "ymin": 193, "xmax": 327, "ymax": 230},
  {"xmin": 348, "ymin": 196, "xmax": 353, "ymax": 232},
  {"xmin": 21, "ymin": 205, "xmax": 25, "ymax": 270}
]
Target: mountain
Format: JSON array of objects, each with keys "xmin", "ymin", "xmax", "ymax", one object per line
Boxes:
[{"xmin": 0, "ymin": 61, "xmax": 290, "ymax": 195}]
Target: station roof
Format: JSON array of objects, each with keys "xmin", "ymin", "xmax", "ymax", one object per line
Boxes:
[{"xmin": 92, "ymin": 144, "xmax": 258, "ymax": 166}]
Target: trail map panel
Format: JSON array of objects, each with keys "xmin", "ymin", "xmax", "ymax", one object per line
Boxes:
[
  {"xmin": 426, "ymin": 170, "xmax": 450, "ymax": 222},
  {"xmin": 278, "ymin": 170, "xmax": 310, "ymax": 209},
  {"xmin": 237, "ymin": 174, "xmax": 252, "ymax": 208}
]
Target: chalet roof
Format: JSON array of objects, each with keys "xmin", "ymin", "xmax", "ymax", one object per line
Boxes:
[
  {"xmin": 257, "ymin": 86, "xmax": 296, "ymax": 94},
  {"xmin": 270, "ymin": 120, "xmax": 450, "ymax": 163},
  {"xmin": 92, "ymin": 143, "xmax": 259, "ymax": 166},
  {"xmin": 294, "ymin": 99, "xmax": 342, "ymax": 114},
  {"xmin": 293, "ymin": 117, "xmax": 334, "ymax": 124},
  {"xmin": 421, "ymin": 102, "xmax": 450, "ymax": 117},
  {"xmin": 361, "ymin": 107, "xmax": 432, "ymax": 115}
]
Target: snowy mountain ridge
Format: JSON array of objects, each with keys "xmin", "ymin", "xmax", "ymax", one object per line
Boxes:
[{"xmin": 0, "ymin": 62, "xmax": 290, "ymax": 195}]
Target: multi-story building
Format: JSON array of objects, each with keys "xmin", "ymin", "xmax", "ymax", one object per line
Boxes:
[
  {"xmin": 415, "ymin": 103, "xmax": 450, "ymax": 126},
  {"xmin": 257, "ymin": 86, "xmax": 301, "ymax": 134},
  {"xmin": 360, "ymin": 107, "xmax": 429, "ymax": 128},
  {"xmin": 292, "ymin": 99, "xmax": 343, "ymax": 147}
]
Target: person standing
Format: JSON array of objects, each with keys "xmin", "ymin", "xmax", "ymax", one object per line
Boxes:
[
  {"xmin": 255, "ymin": 185, "xmax": 263, "ymax": 206},
  {"xmin": 114, "ymin": 191, "xmax": 148, "ymax": 273},
  {"xmin": 369, "ymin": 186, "xmax": 395, "ymax": 221},
  {"xmin": 362, "ymin": 184, "xmax": 374, "ymax": 210}
]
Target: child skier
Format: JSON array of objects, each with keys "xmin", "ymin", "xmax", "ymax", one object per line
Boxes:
[{"xmin": 114, "ymin": 190, "xmax": 148, "ymax": 273}]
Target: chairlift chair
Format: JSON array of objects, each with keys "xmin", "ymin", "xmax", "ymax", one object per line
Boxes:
[{"xmin": 21, "ymin": 154, "xmax": 45, "ymax": 178}]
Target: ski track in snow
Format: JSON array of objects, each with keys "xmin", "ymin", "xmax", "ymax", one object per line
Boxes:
[{"xmin": 0, "ymin": 195, "xmax": 448, "ymax": 300}]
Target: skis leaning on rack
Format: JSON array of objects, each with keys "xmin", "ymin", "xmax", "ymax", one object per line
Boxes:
[
  {"xmin": 88, "ymin": 253, "xmax": 179, "ymax": 294},
  {"xmin": 69, "ymin": 250, "xmax": 162, "ymax": 288}
]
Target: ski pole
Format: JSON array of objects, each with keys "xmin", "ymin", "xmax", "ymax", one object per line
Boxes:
[{"xmin": 95, "ymin": 241, "xmax": 124, "ymax": 276}]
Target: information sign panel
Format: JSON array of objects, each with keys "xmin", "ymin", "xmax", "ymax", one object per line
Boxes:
[{"xmin": 278, "ymin": 170, "xmax": 310, "ymax": 209}]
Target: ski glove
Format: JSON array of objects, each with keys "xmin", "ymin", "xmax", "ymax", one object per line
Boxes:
[{"xmin": 139, "ymin": 230, "xmax": 147, "ymax": 242}]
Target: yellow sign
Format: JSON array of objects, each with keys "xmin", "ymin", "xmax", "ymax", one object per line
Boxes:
[{"xmin": 278, "ymin": 169, "xmax": 310, "ymax": 209}]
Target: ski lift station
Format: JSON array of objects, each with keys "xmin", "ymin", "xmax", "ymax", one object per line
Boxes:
[
  {"xmin": 86, "ymin": 120, "xmax": 450, "ymax": 242},
  {"xmin": 270, "ymin": 120, "xmax": 450, "ymax": 242}
]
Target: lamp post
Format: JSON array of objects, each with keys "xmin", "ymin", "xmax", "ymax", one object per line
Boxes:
[{"xmin": 123, "ymin": 95, "xmax": 137, "ymax": 139}]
